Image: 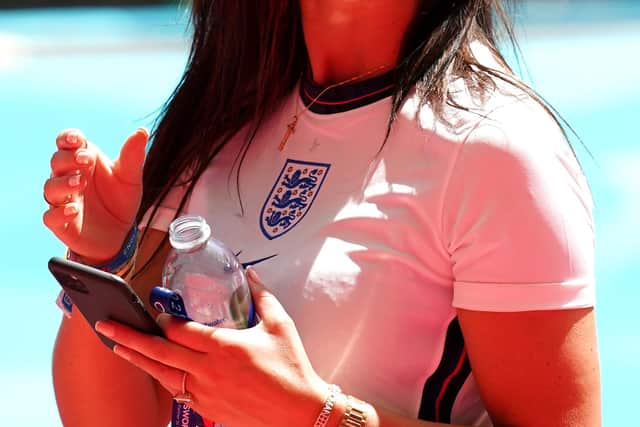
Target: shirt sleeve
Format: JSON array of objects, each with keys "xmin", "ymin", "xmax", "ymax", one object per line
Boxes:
[{"xmin": 443, "ymin": 100, "xmax": 596, "ymax": 312}]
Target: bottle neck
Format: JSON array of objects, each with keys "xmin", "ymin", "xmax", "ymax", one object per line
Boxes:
[{"xmin": 169, "ymin": 215, "xmax": 211, "ymax": 252}]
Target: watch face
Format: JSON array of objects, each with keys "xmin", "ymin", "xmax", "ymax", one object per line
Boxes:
[{"xmin": 340, "ymin": 396, "xmax": 367, "ymax": 427}]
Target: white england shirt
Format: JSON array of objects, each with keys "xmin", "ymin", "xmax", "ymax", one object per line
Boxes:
[{"xmin": 144, "ymin": 65, "xmax": 595, "ymax": 426}]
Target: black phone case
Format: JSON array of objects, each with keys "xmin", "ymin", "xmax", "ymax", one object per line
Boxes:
[{"xmin": 48, "ymin": 256, "xmax": 164, "ymax": 349}]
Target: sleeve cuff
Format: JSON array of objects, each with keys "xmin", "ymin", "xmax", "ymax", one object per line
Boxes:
[{"xmin": 452, "ymin": 278, "xmax": 596, "ymax": 312}]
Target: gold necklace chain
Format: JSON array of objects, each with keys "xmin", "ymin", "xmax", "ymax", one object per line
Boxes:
[{"xmin": 278, "ymin": 64, "xmax": 390, "ymax": 151}]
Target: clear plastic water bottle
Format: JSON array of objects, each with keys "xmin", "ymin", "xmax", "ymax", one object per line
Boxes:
[
  {"xmin": 150, "ymin": 214, "xmax": 255, "ymax": 427},
  {"xmin": 153, "ymin": 214, "xmax": 255, "ymax": 329}
]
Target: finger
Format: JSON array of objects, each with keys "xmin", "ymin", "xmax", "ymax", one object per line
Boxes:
[
  {"xmin": 50, "ymin": 148, "xmax": 96, "ymax": 177},
  {"xmin": 56, "ymin": 128, "xmax": 88, "ymax": 151},
  {"xmin": 95, "ymin": 320, "xmax": 202, "ymax": 371},
  {"xmin": 112, "ymin": 345, "xmax": 186, "ymax": 398},
  {"xmin": 42, "ymin": 204, "xmax": 78, "ymax": 237},
  {"xmin": 112, "ymin": 128, "xmax": 148, "ymax": 185},
  {"xmin": 156, "ymin": 313, "xmax": 223, "ymax": 353},
  {"xmin": 43, "ymin": 174, "xmax": 85, "ymax": 205},
  {"xmin": 245, "ymin": 267, "xmax": 292, "ymax": 328}
]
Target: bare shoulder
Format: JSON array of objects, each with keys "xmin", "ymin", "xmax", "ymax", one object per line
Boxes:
[{"xmin": 132, "ymin": 227, "xmax": 171, "ymax": 312}]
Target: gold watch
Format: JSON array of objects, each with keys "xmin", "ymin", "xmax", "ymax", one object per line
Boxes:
[{"xmin": 340, "ymin": 395, "xmax": 368, "ymax": 427}]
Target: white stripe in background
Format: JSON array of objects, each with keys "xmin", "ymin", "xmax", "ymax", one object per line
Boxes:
[
  {"xmin": 0, "ymin": 30, "xmax": 187, "ymax": 70},
  {"xmin": 0, "ymin": 33, "xmax": 29, "ymax": 71}
]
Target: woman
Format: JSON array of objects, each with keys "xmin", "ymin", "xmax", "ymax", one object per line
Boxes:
[{"xmin": 43, "ymin": 1, "xmax": 601, "ymax": 426}]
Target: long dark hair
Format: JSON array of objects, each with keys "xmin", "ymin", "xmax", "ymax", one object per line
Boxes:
[{"xmin": 136, "ymin": 0, "xmax": 575, "ymax": 268}]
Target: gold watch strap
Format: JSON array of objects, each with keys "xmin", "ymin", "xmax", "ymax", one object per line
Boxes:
[{"xmin": 340, "ymin": 395, "xmax": 368, "ymax": 427}]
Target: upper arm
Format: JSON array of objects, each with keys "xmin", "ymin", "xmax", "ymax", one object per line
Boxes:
[
  {"xmin": 131, "ymin": 227, "xmax": 172, "ymax": 313},
  {"xmin": 130, "ymin": 227, "xmax": 174, "ymax": 420},
  {"xmin": 53, "ymin": 227, "xmax": 173, "ymax": 427},
  {"xmin": 442, "ymin": 102, "xmax": 600, "ymax": 425},
  {"xmin": 457, "ymin": 307, "xmax": 601, "ymax": 427}
]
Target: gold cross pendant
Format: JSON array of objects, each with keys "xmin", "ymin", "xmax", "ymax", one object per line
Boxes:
[{"xmin": 278, "ymin": 116, "xmax": 298, "ymax": 151}]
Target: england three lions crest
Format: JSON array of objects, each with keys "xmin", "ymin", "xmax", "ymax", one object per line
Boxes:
[{"xmin": 260, "ymin": 159, "xmax": 331, "ymax": 240}]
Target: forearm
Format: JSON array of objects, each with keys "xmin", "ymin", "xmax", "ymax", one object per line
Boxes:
[{"xmin": 52, "ymin": 310, "xmax": 171, "ymax": 427}]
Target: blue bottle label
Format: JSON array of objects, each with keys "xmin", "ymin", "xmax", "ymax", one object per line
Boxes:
[
  {"xmin": 172, "ymin": 402, "xmax": 225, "ymax": 427},
  {"xmin": 150, "ymin": 286, "xmax": 191, "ymax": 320}
]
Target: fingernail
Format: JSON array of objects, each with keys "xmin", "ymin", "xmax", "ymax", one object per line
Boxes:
[
  {"xmin": 95, "ymin": 321, "xmax": 114, "ymax": 338},
  {"xmin": 66, "ymin": 131, "xmax": 82, "ymax": 146},
  {"xmin": 246, "ymin": 267, "xmax": 262, "ymax": 285},
  {"xmin": 63, "ymin": 204, "xmax": 78, "ymax": 216},
  {"xmin": 113, "ymin": 345, "xmax": 130, "ymax": 360},
  {"xmin": 136, "ymin": 127, "xmax": 149, "ymax": 138},
  {"xmin": 68, "ymin": 175, "xmax": 81, "ymax": 187},
  {"xmin": 75, "ymin": 151, "xmax": 90, "ymax": 165}
]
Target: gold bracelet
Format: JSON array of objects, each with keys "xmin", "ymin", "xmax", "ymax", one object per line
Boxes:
[
  {"xmin": 314, "ymin": 384, "xmax": 342, "ymax": 427},
  {"xmin": 339, "ymin": 395, "xmax": 368, "ymax": 427}
]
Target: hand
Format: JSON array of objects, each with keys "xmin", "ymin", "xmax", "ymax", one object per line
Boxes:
[
  {"xmin": 42, "ymin": 128, "xmax": 148, "ymax": 262},
  {"xmin": 94, "ymin": 268, "xmax": 328, "ymax": 427}
]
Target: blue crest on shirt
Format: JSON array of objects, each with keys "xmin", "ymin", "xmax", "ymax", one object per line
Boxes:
[{"xmin": 260, "ymin": 159, "xmax": 331, "ymax": 240}]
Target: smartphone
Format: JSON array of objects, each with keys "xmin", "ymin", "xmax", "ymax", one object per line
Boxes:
[{"xmin": 48, "ymin": 256, "xmax": 164, "ymax": 349}]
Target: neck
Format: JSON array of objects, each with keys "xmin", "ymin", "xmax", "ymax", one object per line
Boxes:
[{"xmin": 299, "ymin": 0, "xmax": 420, "ymax": 85}]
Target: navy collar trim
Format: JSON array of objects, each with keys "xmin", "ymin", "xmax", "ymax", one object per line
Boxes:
[{"xmin": 300, "ymin": 70, "xmax": 396, "ymax": 115}]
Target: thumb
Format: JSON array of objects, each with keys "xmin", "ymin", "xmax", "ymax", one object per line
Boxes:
[
  {"xmin": 246, "ymin": 267, "xmax": 290, "ymax": 328},
  {"xmin": 112, "ymin": 128, "xmax": 148, "ymax": 185}
]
